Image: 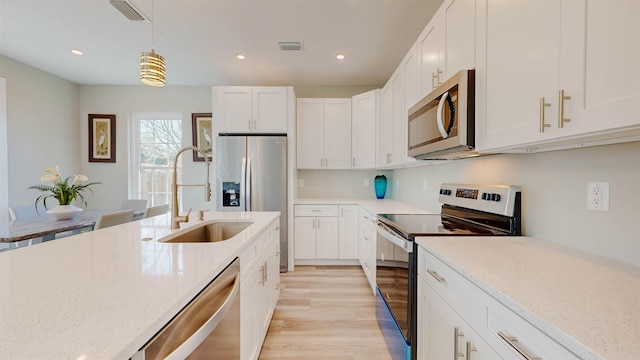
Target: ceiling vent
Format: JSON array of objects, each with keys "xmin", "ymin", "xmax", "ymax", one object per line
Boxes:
[
  {"xmin": 110, "ymin": 0, "xmax": 148, "ymax": 21},
  {"xmin": 278, "ymin": 41, "xmax": 303, "ymax": 51}
]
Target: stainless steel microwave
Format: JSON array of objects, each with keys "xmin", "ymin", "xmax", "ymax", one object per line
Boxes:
[{"xmin": 408, "ymin": 69, "xmax": 476, "ymax": 160}]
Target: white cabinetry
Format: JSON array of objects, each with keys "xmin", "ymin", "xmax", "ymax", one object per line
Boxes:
[
  {"xmin": 294, "ymin": 205, "xmax": 339, "ymax": 259},
  {"xmin": 475, "ymin": 0, "xmax": 640, "ymax": 153},
  {"xmin": 358, "ymin": 207, "xmax": 377, "ymax": 293},
  {"xmin": 240, "ymin": 218, "xmax": 280, "ymax": 360},
  {"xmin": 418, "ymin": 275, "xmax": 498, "ymax": 360},
  {"xmin": 418, "ymin": 0, "xmax": 475, "ymax": 98},
  {"xmin": 417, "ymin": 245, "xmax": 579, "ymax": 360},
  {"xmin": 297, "ymin": 98, "xmax": 352, "ymax": 169},
  {"xmin": 351, "ymin": 90, "xmax": 378, "ymax": 169},
  {"xmin": 213, "ymin": 86, "xmax": 289, "ymax": 133},
  {"xmin": 338, "ymin": 205, "xmax": 359, "ymax": 259}
]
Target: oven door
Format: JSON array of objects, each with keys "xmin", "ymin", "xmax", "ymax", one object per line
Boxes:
[{"xmin": 376, "ymin": 221, "xmax": 415, "ymax": 360}]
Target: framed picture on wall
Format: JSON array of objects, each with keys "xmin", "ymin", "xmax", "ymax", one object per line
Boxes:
[
  {"xmin": 88, "ymin": 114, "xmax": 116, "ymax": 163},
  {"xmin": 191, "ymin": 113, "xmax": 213, "ymax": 162}
]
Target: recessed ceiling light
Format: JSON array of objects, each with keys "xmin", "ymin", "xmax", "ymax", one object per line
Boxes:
[
  {"xmin": 336, "ymin": 54, "xmax": 345, "ymax": 60},
  {"xmin": 236, "ymin": 54, "xmax": 246, "ymax": 60},
  {"xmin": 71, "ymin": 49, "xmax": 83, "ymax": 56}
]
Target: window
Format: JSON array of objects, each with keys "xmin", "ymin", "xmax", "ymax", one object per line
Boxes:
[{"xmin": 130, "ymin": 113, "xmax": 182, "ymax": 210}]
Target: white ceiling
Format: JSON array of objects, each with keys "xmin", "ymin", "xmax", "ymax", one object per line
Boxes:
[{"xmin": 0, "ymin": 0, "xmax": 442, "ymax": 87}]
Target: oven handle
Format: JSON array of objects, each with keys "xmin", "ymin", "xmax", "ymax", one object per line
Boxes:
[{"xmin": 377, "ymin": 221, "xmax": 412, "ymax": 253}]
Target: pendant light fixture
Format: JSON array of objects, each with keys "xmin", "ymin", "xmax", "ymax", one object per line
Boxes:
[{"xmin": 140, "ymin": 0, "xmax": 165, "ymax": 86}]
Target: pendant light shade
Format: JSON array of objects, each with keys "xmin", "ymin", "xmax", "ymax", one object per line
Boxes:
[
  {"xmin": 140, "ymin": 0, "xmax": 165, "ymax": 86},
  {"xmin": 140, "ymin": 50, "xmax": 165, "ymax": 86}
]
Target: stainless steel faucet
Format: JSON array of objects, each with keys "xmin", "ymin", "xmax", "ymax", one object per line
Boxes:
[{"xmin": 171, "ymin": 146, "xmax": 211, "ymax": 229}]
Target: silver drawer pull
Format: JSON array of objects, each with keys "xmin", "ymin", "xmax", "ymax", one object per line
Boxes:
[
  {"xmin": 497, "ymin": 331, "xmax": 542, "ymax": 360},
  {"xmin": 427, "ymin": 269, "xmax": 446, "ymax": 283}
]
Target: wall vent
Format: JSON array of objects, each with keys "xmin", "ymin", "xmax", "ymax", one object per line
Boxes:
[
  {"xmin": 278, "ymin": 41, "xmax": 303, "ymax": 51},
  {"xmin": 110, "ymin": 0, "xmax": 148, "ymax": 21}
]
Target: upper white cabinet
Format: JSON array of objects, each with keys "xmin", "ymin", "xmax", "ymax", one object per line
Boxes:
[
  {"xmin": 475, "ymin": 0, "xmax": 640, "ymax": 153},
  {"xmin": 351, "ymin": 90, "xmax": 379, "ymax": 169},
  {"xmin": 418, "ymin": 0, "xmax": 476, "ymax": 98},
  {"xmin": 297, "ymin": 98, "xmax": 352, "ymax": 169},
  {"xmin": 213, "ymin": 86, "xmax": 289, "ymax": 133},
  {"xmin": 377, "ymin": 81, "xmax": 394, "ymax": 167}
]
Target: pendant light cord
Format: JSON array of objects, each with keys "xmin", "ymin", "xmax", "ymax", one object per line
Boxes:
[{"xmin": 151, "ymin": 0, "xmax": 155, "ymax": 51}]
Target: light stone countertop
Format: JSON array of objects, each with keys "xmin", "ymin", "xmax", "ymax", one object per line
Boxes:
[
  {"xmin": 416, "ymin": 236, "xmax": 640, "ymax": 360},
  {"xmin": 294, "ymin": 198, "xmax": 436, "ymax": 215},
  {"xmin": 0, "ymin": 211, "xmax": 280, "ymax": 360}
]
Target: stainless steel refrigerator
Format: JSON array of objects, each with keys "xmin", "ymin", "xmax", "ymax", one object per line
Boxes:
[{"xmin": 216, "ymin": 135, "xmax": 288, "ymax": 272}]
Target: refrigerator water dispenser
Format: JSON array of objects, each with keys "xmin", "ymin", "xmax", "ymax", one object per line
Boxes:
[{"xmin": 222, "ymin": 182, "xmax": 240, "ymax": 207}]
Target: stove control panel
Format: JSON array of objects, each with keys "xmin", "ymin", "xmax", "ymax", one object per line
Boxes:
[{"xmin": 439, "ymin": 183, "xmax": 522, "ymax": 216}]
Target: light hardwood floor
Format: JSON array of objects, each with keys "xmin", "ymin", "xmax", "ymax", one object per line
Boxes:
[{"xmin": 258, "ymin": 266, "xmax": 392, "ymax": 360}]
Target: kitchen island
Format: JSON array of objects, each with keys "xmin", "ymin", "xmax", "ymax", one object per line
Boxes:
[{"xmin": 0, "ymin": 211, "xmax": 280, "ymax": 359}]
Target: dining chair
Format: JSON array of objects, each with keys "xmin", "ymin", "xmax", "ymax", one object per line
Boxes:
[
  {"xmin": 120, "ymin": 199, "xmax": 148, "ymax": 211},
  {"xmin": 143, "ymin": 204, "xmax": 169, "ymax": 218},
  {"xmin": 8, "ymin": 205, "xmax": 53, "ymax": 243},
  {"xmin": 94, "ymin": 209, "xmax": 134, "ymax": 230}
]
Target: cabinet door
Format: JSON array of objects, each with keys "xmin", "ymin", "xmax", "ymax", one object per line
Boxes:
[
  {"xmin": 316, "ymin": 217, "xmax": 339, "ymax": 259},
  {"xmin": 338, "ymin": 205, "xmax": 359, "ymax": 259},
  {"xmin": 253, "ymin": 87, "xmax": 288, "ymax": 132},
  {"xmin": 257, "ymin": 257, "xmax": 271, "ymax": 340},
  {"xmin": 323, "ymin": 99, "xmax": 352, "ymax": 169},
  {"xmin": 419, "ymin": 19, "xmax": 444, "ymax": 97},
  {"xmin": 403, "ymin": 44, "xmax": 420, "ymax": 112},
  {"xmin": 444, "ymin": 0, "xmax": 476, "ymax": 77},
  {"xmin": 562, "ymin": 0, "xmax": 640, "ymax": 136},
  {"xmin": 241, "ymin": 267, "xmax": 259, "ymax": 360},
  {"xmin": 476, "ymin": 0, "xmax": 561, "ymax": 152},
  {"xmin": 391, "ymin": 68, "xmax": 413, "ymax": 166},
  {"xmin": 352, "ymin": 90, "xmax": 378, "ymax": 169},
  {"xmin": 294, "ymin": 216, "xmax": 317, "ymax": 259},
  {"xmin": 418, "ymin": 277, "xmax": 458, "ymax": 360},
  {"xmin": 378, "ymin": 81, "xmax": 394, "ymax": 167},
  {"xmin": 296, "ymin": 99, "xmax": 325, "ymax": 169},
  {"xmin": 214, "ymin": 87, "xmax": 253, "ymax": 133}
]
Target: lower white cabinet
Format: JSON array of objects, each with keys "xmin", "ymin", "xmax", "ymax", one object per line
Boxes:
[
  {"xmin": 338, "ymin": 205, "xmax": 359, "ymax": 259},
  {"xmin": 294, "ymin": 204, "xmax": 360, "ymax": 261},
  {"xmin": 240, "ymin": 218, "xmax": 280, "ymax": 360},
  {"xmin": 417, "ymin": 245, "xmax": 580, "ymax": 360},
  {"xmin": 418, "ymin": 275, "xmax": 498, "ymax": 360},
  {"xmin": 358, "ymin": 208, "xmax": 377, "ymax": 293}
]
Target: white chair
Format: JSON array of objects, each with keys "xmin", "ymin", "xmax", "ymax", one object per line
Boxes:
[
  {"xmin": 94, "ymin": 209, "xmax": 134, "ymax": 230},
  {"xmin": 143, "ymin": 204, "xmax": 169, "ymax": 218},
  {"xmin": 120, "ymin": 199, "xmax": 148, "ymax": 211},
  {"xmin": 9, "ymin": 205, "xmax": 52, "ymax": 244}
]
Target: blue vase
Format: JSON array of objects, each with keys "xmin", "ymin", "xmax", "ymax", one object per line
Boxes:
[{"xmin": 374, "ymin": 175, "xmax": 387, "ymax": 199}]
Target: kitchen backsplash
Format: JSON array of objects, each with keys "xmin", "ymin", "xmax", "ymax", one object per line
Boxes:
[{"xmin": 300, "ymin": 141, "xmax": 640, "ymax": 267}]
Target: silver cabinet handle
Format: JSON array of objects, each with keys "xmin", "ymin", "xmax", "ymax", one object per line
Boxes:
[
  {"xmin": 432, "ymin": 71, "xmax": 437, "ymax": 90},
  {"xmin": 454, "ymin": 327, "xmax": 464, "ymax": 359},
  {"xmin": 539, "ymin": 97, "xmax": 551, "ymax": 132},
  {"xmin": 259, "ymin": 263, "xmax": 266, "ymax": 285},
  {"xmin": 248, "ymin": 119, "xmax": 252, "ymax": 129},
  {"xmin": 427, "ymin": 269, "xmax": 446, "ymax": 283},
  {"xmin": 498, "ymin": 331, "xmax": 542, "ymax": 360},
  {"xmin": 352, "ymin": 157, "xmax": 356, "ymax": 167},
  {"xmin": 436, "ymin": 67, "xmax": 443, "ymax": 86},
  {"xmin": 558, "ymin": 89, "xmax": 571, "ymax": 128},
  {"xmin": 466, "ymin": 341, "xmax": 477, "ymax": 360}
]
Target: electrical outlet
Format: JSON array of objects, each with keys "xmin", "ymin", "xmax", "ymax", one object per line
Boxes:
[
  {"xmin": 298, "ymin": 179, "xmax": 304, "ymax": 188},
  {"xmin": 422, "ymin": 179, "xmax": 428, "ymax": 191},
  {"xmin": 587, "ymin": 181, "xmax": 609, "ymax": 211},
  {"xmin": 364, "ymin": 179, "xmax": 370, "ymax": 187}
]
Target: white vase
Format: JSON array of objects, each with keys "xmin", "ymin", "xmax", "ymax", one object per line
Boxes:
[{"xmin": 47, "ymin": 204, "xmax": 83, "ymax": 220}]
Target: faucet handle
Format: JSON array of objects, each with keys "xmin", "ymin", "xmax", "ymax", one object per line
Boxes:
[{"xmin": 185, "ymin": 208, "xmax": 192, "ymax": 221}]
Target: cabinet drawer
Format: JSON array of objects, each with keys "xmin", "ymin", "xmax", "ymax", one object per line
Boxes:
[
  {"xmin": 294, "ymin": 205, "xmax": 338, "ymax": 217},
  {"xmin": 417, "ymin": 247, "xmax": 470, "ymax": 321},
  {"xmin": 470, "ymin": 285, "xmax": 580, "ymax": 360}
]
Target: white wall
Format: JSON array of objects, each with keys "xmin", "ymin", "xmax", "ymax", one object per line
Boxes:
[
  {"xmin": 389, "ymin": 142, "xmax": 640, "ymax": 266},
  {"xmin": 297, "ymin": 169, "xmax": 393, "ymax": 199},
  {"xmin": 78, "ymin": 85, "xmax": 212, "ymax": 211},
  {"xmin": 0, "ymin": 55, "xmax": 80, "ymax": 210}
]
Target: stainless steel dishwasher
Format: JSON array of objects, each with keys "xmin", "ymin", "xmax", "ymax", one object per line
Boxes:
[{"xmin": 132, "ymin": 258, "xmax": 240, "ymax": 359}]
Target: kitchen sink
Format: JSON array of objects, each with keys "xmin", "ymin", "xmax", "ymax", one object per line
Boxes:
[{"xmin": 160, "ymin": 221, "xmax": 253, "ymax": 243}]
